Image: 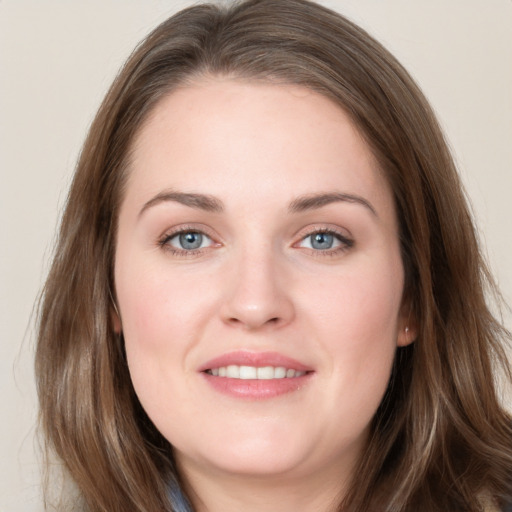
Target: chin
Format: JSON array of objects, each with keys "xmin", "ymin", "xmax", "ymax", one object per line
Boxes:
[
  {"xmin": 197, "ymin": 450, "xmax": 307, "ymax": 478},
  {"xmin": 175, "ymin": 424, "xmax": 316, "ymax": 478}
]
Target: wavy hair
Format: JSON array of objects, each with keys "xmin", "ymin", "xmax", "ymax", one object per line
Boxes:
[{"xmin": 36, "ymin": 0, "xmax": 512, "ymax": 510}]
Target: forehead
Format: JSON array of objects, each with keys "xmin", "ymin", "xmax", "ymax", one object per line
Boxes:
[{"xmin": 125, "ymin": 79, "xmax": 394, "ymax": 217}]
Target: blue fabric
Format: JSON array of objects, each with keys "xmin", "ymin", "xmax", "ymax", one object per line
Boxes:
[{"xmin": 168, "ymin": 479, "xmax": 193, "ymax": 512}]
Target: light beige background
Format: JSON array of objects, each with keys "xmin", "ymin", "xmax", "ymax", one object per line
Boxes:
[{"xmin": 1, "ymin": 1, "xmax": 511, "ymax": 510}]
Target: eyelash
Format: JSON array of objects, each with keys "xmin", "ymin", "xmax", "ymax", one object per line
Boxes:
[
  {"xmin": 296, "ymin": 227, "xmax": 354, "ymax": 257},
  {"xmin": 158, "ymin": 225, "xmax": 217, "ymax": 257},
  {"xmin": 157, "ymin": 226, "xmax": 354, "ymax": 258}
]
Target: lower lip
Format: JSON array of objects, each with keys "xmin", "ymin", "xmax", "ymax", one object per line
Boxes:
[{"xmin": 201, "ymin": 372, "xmax": 313, "ymax": 399}]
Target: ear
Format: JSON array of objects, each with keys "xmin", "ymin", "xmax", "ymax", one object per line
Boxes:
[{"xmin": 397, "ymin": 304, "xmax": 417, "ymax": 347}]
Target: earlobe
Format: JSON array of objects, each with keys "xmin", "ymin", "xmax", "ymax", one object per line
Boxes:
[
  {"xmin": 397, "ymin": 296, "xmax": 417, "ymax": 346},
  {"xmin": 397, "ymin": 323, "xmax": 417, "ymax": 347}
]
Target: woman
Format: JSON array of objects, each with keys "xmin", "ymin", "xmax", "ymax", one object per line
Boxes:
[{"xmin": 35, "ymin": 0, "xmax": 512, "ymax": 510}]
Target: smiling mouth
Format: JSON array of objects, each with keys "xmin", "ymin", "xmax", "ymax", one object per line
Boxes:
[{"xmin": 205, "ymin": 365, "xmax": 307, "ymax": 380}]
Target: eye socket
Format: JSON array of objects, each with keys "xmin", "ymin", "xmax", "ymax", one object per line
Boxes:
[
  {"xmin": 159, "ymin": 229, "xmax": 215, "ymax": 254},
  {"xmin": 296, "ymin": 229, "xmax": 353, "ymax": 253},
  {"xmin": 159, "ymin": 226, "xmax": 352, "ymax": 256}
]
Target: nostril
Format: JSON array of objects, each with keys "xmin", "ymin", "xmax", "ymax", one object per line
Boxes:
[{"xmin": 226, "ymin": 316, "xmax": 281, "ymax": 329}]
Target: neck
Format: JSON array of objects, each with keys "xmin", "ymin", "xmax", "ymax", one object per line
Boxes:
[{"xmin": 177, "ymin": 455, "xmax": 351, "ymax": 512}]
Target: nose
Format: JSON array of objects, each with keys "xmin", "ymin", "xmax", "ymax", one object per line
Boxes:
[{"xmin": 219, "ymin": 248, "xmax": 295, "ymax": 331}]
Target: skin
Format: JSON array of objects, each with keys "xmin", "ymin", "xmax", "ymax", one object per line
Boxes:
[{"xmin": 114, "ymin": 79, "xmax": 415, "ymax": 512}]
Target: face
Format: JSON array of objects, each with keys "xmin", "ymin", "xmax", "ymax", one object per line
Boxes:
[{"xmin": 114, "ymin": 79, "xmax": 413, "ymax": 487}]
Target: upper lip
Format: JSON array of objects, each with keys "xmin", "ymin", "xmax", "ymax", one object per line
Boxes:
[{"xmin": 198, "ymin": 350, "xmax": 313, "ymax": 373}]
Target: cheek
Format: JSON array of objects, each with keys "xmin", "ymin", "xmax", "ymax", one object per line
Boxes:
[
  {"xmin": 306, "ymin": 255, "xmax": 403, "ymax": 395},
  {"xmin": 116, "ymin": 262, "xmax": 217, "ymax": 418},
  {"xmin": 115, "ymin": 253, "xmax": 226, "ymax": 407},
  {"xmin": 116, "ymin": 256, "xmax": 215, "ymax": 345},
  {"xmin": 310, "ymin": 263, "xmax": 402, "ymax": 339}
]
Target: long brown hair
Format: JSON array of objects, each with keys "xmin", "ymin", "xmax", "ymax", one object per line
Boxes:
[{"xmin": 36, "ymin": 1, "xmax": 512, "ymax": 510}]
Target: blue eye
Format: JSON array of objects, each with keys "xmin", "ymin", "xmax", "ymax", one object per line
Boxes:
[
  {"xmin": 179, "ymin": 232, "xmax": 203, "ymax": 250},
  {"xmin": 163, "ymin": 231, "xmax": 213, "ymax": 252},
  {"xmin": 309, "ymin": 232, "xmax": 335, "ymax": 250},
  {"xmin": 297, "ymin": 230, "xmax": 353, "ymax": 253}
]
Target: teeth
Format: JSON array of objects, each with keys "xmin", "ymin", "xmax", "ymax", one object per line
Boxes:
[
  {"xmin": 226, "ymin": 365, "xmax": 239, "ymax": 378},
  {"xmin": 257, "ymin": 366, "xmax": 274, "ymax": 379},
  {"xmin": 206, "ymin": 365, "xmax": 306, "ymax": 379},
  {"xmin": 274, "ymin": 367, "xmax": 287, "ymax": 378},
  {"xmin": 239, "ymin": 366, "xmax": 257, "ymax": 379}
]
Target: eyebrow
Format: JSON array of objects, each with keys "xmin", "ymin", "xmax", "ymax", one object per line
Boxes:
[
  {"xmin": 288, "ymin": 192, "xmax": 377, "ymax": 216},
  {"xmin": 139, "ymin": 191, "xmax": 224, "ymax": 217},
  {"xmin": 139, "ymin": 190, "xmax": 377, "ymax": 217}
]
